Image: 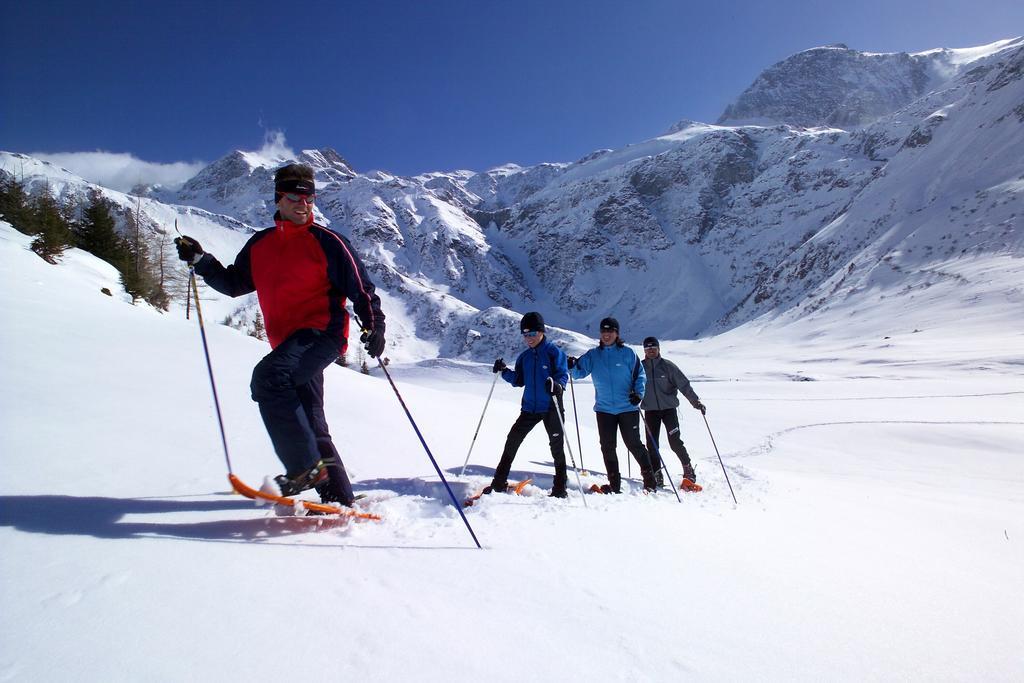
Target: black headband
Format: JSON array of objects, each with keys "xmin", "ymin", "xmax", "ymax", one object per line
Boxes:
[{"xmin": 275, "ymin": 178, "xmax": 316, "ymax": 195}]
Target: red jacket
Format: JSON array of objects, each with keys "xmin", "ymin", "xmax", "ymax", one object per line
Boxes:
[{"xmin": 196, "ymin": 216, "xmax": 384, "ymax": 352}]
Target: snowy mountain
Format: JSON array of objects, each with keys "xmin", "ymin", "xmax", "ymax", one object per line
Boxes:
[
  {"xmin": 3, "ymin": 37, "xmax": 1022, "ymax": 361},
  {"xmin": 718, "ymin": 38, "xmax": 1023, "ymax": 128},
  {"xmin": 2, "ymin": 39, "xmax": 1024, "ymax": 679}
]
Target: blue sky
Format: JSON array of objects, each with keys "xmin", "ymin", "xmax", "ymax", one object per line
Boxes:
[{"xmin": 2, "ymin": 0, "xmax": 1022, "ymax": 185}]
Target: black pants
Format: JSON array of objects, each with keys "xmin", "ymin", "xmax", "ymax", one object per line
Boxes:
[
  {"xmin": 644, "ymin": 408, "xmax": 693, "ymax": 471},
  {"xmin": 596, "ymin": 411, "xmax": 655, "ymax": 490},
  {"xmin": 493, "ymin": 398, "xmax": 567, "ymax": 490},
  {"xmin": 250, "ymin": 328, "xmax": 354, "ymax": 503}
]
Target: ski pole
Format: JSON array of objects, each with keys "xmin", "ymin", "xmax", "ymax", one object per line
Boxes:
[
  {"xmin": 551, "ymin": 392, "xmax": 587, "ymax": 508},
  {"xmin": 568, "ymin": 374, "xmax": 585, "ymax": 472},
  {"xmin": 186, "ymin": 268, "xmax": 192, "ymax": 320},
  {"xmin": 372, "ymin": 353, "xmax": 483, "ymax": 549},
  {"xmin": 702, "ymin": 413, "xmax": 737, "ymax": 505},
  {"xmin": 641, "ymin": 411, "xmax": 682, "ymax": 503},
  {"xmin": 459, "ymin": 372, "xmax": 500, "ymax": 477},
  {"xmin": 188, "ymin": 267, "xmax": 234, "ymax": 475},
  {"xmin": 177, "ymin": 222, "xmax": 193, "ymax": 321}
]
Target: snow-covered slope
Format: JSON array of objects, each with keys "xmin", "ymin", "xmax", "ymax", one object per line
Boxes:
[{"xmin": 2, "ymin": 220, "xmax": 1022, "ymax": 681}]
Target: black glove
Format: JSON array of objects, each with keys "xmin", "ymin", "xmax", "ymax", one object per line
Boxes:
[
  {"xmin": 628, "ymin": 391, "xmax": 642, "ymax": 406},
  {"xmin": 361, "ymin": 329, "xmax": 386, "ymax": 358},
  {"xmin": 174, "ymin": 236, "xmax": 204, "ymax": 264},
  {"xmin": 694, "ymin": 401, "xmax": 706, "ymax": 415},
  {"xmin": 492, "ymin": 358, "xmax": 507, "ymax": 374},
  {"xmin": 567, "ymin": 356, "xmax": 578, "ymax": 370},
  {"xmin": 545, "ymin": 377, "xmax": 563, "ymax": 396}
]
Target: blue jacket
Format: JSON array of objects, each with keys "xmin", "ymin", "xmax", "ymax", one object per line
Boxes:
[
  {"xmin": 501, "ymin": 337, "xmax": 568, "ymax": 413},
  {"xmin": 570, "ymin": 343, "xmax": 646, "ymax": 414}
]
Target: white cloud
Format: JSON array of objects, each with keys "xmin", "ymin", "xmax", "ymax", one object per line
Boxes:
[
  {"xmin": 30, "ymin": 151, "xmax": 206, "ymax": 192},
  {"xmin": 255, "ymin": 130, "xmax": 295, "ymax": 162}
]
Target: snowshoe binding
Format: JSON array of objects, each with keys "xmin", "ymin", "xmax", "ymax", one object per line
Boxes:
[{"xmin": 274, "ymin": 459, "xmax": 331, "ymax": 497}]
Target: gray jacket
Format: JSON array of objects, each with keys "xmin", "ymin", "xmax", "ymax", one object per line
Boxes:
[{"xmin": 641, "ymin": 356, "xmax": 700, "ymax": 410}]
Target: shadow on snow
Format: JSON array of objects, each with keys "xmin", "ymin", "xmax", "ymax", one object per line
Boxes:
[{"xmin": 0, "ymin": 494, "xmax": 354, "ymax": 542}]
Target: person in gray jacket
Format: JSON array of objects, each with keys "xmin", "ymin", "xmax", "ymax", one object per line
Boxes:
[{"xmin": 640, "ymin": 337, "xmax": 706, "ymax": 491}]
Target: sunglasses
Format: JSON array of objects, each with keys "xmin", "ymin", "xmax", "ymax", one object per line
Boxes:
[
  {"xmin": 521, "ymin": 331, "xmax": 540, "ymax": 338},
  {"xmin": 279, "ymin": 192, "xmax": 315, "ymax": 205}
]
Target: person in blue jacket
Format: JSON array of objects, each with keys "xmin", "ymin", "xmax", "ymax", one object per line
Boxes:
[
  {"xmin": 486, "ymin": 312, "xmax": 570, "ymax": 498},
  {"xmin": 569, "ymin": 317, "xmax": 657, "ymax": 493}
]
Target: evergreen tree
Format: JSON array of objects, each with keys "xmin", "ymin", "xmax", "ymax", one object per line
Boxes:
[
  {"xmin": 251, "ymin": 310, "xmax": 267, "ymax": 341},
  {"xmin": 0, "ymin": 173, "xmax": 34, "ymax": 233},
  {"xmin": 76, "ymin": 190, "xmax": 129, "ymax": 268},
  {"xmin": 29, "ymin": 189, "xmax": 74, "ymax": 263}
]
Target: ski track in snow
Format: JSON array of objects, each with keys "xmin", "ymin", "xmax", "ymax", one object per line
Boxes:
[
  {"xmin": 736, "ymin": 419, "xmax": 1024, "ymax": 460},
  {"xmin": 717, "ymin": 390, "xmax": 1024, "ymax": 401}
]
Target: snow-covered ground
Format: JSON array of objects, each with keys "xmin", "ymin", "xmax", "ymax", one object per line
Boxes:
[{"xmin": 1, "ymin": 222, "xmax": 1022, "ymax": 681}]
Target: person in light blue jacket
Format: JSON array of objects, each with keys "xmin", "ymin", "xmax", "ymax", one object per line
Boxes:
[
  {"xmin": 569, "ymin": 317, "xmax": 657, "ymax": 493},
  {"xmin": 486, "ymin": 312, "xmax": 570, "ymax": 498}
]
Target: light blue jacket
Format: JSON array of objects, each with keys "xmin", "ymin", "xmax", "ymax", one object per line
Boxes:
[{"xmin": 570, "ymin": 343, "xmax": 646, "ymax": 414}]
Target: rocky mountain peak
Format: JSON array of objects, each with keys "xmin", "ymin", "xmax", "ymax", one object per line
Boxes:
[
  {"xmin": 718, "ymin": 45, "xmax": 933, "ymax": 128},
  {"xmin": 719, "ymin": 38, "xmax": 1024, "ymax": 130}
]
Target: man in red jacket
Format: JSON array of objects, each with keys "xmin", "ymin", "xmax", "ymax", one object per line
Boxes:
[{"xmin": 175, "ymin": 163, "xmax": 385, "ymax": 507}]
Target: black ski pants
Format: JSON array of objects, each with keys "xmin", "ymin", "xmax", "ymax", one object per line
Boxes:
[
  {"xmin": 596, "ymin": 410, "xmax": 656, "ymax": 490},
  {"xmin": 643, "ymin": 408, "xmax": 693, "ymax": 471},
  {"xmin": 493, "ymin": 398, "xmax": 567, "ymax": 491},
  {"xmin": 250, "ymin": 328, "xmax": 354, "ymax": 503}
]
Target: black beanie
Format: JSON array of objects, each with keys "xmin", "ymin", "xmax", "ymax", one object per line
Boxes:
[
  {"xmin": 520, "ymin": 311, "xmax": 545, "ymax": 333},
  {"xmin": 643, "ymin": 336, "xmax": 659, "ymax": 348},
  {"xmin": 275, "ymin": 177, "xmax": 316, "ymax": 197},
  {"xmin": 274, "ymin": 163, "xmax": 316, "ymax": 203},
  {"xmin": 599, "ymin": 317, "xmax": 619, "ymax": 332}
]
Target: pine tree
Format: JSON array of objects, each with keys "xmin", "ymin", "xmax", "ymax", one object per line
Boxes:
[
  {"xmin": 76, "ymin": 190, "xmax": 129, "ymax": 268},
  {"xmin": 250, "ymin": 310, "xmax": 267, "ymax": 341},
  {"xmin": 0, "ymin": 173, "xmax": 33, "ymax": 233},
  {"xmin": 29, "ymin": 189, "xmax": 74, "ymax": 263}
]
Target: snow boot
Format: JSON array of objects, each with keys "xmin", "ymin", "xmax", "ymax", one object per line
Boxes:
[
  {"xmin": 654, "ymin": 469, "xmax": 665, "ymax": 488},
  {"xmin": 483, "ymin": 482, "xmax": 508, "ymax": 495},
  {"xmin": 641, "ymin": 470, "xmax": 658, "ymax": 493},
  {"xmin": 548, "ymin": 487, "xmax": 568, "ymax": 498},
  {"xmin": 679, "ymin": 462, "xmax": 701, "ymax": 491},
  {"xmin": 275, "ymin": 459, "xmax": 330, "ymax": 497},
  {"xmin": 680, "ymin": 478, "xmax": 703, "ymax": 492},
  {"xmin": 316, "ymin": 481, "xmax": 354, "ymax": 508}
]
